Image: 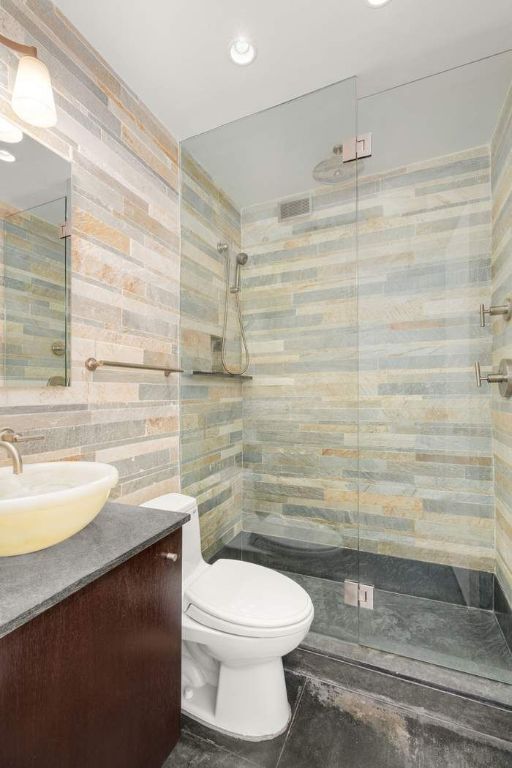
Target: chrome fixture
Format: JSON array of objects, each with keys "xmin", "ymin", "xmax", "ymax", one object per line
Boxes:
[
  {"xmin": 0, "ymin": 428, "xmax": 44, "ymax": 474},
  {"xmin": 344, "ymin": 581, "xmax": 374, "ymax": 610},
  {"xmin": 342, "ymin": 133, "xmax": 372, "ymax": 163},
  {"xmin": 47, "ymin": 375, "xmax": 67, "ymax": 386},
  {"xmin": 474, "ymin": 359, "xmax": 512, "ymax": 398},
  {"xmin": 479, "ymin": 299, "xmax": 512, "ymax": 327},
  {"xmin": 0, "ymin": 33, "xmax": 57, "ymax": 127},
  {"xmin": 313, "ymin": 145, "xmax": 351, "ymax": 184},
  {"xmin": 231, "ymin": 252, "xmax": 249, "ymax": 294},
  {"xmin": 85, "ymin": 358, "xmax": 183, "ymax": 377},
  {"xmin": 160, "ymin": 552, "xmax": 179, "ymax": 562},
  {"xmin": 313, "ymin": 135, "xmax": 372, "ymax": 184},
  {"xmin": 218, "ymin": 242, "xmax": 250, "ymax": 375},
  {"xmin": 51, "ymin": 340, "xmax": 65, "ymax": 356}
]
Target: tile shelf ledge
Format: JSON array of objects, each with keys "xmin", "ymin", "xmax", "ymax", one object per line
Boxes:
[{"xmin": 190, "ymin": 370, "xmax": 253, "ymax": 380}]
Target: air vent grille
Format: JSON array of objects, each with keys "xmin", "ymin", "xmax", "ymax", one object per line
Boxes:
[{"xmin": 278, "ymin": 196, "xmax": 311, "ymax": 222}]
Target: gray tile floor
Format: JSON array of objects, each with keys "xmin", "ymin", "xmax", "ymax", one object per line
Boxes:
[
  {"xmin": 286, "ymin": 571, "xmax": 512, "ymax": 685},
  {"xmin": 165, "ymin": 670, "xmax": 512, "ymax": 767}
]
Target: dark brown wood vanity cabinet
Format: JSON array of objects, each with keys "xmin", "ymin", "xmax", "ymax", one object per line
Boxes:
[{"xmin": 0, "ymin": 529, "xmax": 182, "ymax": 768}]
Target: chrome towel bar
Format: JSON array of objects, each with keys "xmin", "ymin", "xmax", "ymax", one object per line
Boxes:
[{"xmin": 85, "ymin": 358, "xmax": 183, "ymax": 377}]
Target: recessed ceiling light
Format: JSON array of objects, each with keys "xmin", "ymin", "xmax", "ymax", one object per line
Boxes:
[
  {"xmin": 229, "ymin": 38, "xmax": 256, "ymax": 66},
  {"xmin": 367, "ymin": 0, "xmax": 392, "ymax": 6},
  {"xmin": 0, "ymin": 149, "xmax": 16, "ymax": 163},
  {"xmin": 0, "ymin": 116, "xmax": 22, "ymax": 143}
]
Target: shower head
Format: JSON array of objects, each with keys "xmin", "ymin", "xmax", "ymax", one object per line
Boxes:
[
  {"xmin": 313, "ymin": 144, "xmax": 358, "ymax": 185},
  {"xmin": 232, "ymin": 253, "xmax": 248, "ymax": 293}
]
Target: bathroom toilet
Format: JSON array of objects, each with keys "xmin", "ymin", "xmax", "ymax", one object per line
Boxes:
[{"xmin": 142, "ymin": 493, "xmax": 314, "ymax": 741}]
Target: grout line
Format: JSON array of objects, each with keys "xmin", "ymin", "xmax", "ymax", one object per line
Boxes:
[
  {"xmin": 293, "ymin": 668, "xmax": 512, "ymax": 755},
  {"xmin": 287, "ymin": 648, "xmax": 512, "ymax": 714},
  {"xmin": 181, "ymin": 729, "xmax": 262, "ymax": 768},
  {"xmin": 274, "ymin": 673, "xmax": 308, "ymax": 768},
  {"xmin": 493, "ymin": 612, "xmax": 512, "ymax": 667}
]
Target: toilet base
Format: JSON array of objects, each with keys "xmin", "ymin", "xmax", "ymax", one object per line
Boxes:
[
  {"xmin": 182, "ymin": 658, "xmax": 291, "ymax": 741},
  {"xmin": 183, "ymin": 696, "xmax": 291, "ymax": 742}
]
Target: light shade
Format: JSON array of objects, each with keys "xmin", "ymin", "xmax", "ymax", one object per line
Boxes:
[
  {"xmin": 12, "ymin": 56, "xmax": 57, "ymax": 128},
  {"xmin": 367, "ymin": 0, "xmax": 392, "ymax": 5},
  {"xmin": 0, "ymin": 115, "xmax": 22, "ymax": 143}
]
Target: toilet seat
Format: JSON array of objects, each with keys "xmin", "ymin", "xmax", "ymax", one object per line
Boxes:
[
  {"xmin": 184, "ymin": 559, "xmax": 313, "ymax": 638},
  {"xmin": 186, "ymin": 603, "xmax": 313, "ymax": 638}
]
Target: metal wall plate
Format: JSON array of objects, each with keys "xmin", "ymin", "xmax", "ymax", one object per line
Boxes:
[{"xmin": 498, "ymin": 359, "xmax": 512, "ymax": 398}]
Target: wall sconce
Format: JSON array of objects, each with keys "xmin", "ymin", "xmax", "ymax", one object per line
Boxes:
[{"xmin": 0, "ymin": 33, "xmax": 57, "ymax": 128}]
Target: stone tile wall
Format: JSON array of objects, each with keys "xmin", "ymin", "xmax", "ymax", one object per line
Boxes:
[
  {"xmin": 492, "ymin": 84, "xmax": 512, "ymax": 603},
  {"xmin": 241, "ymin": 178, "xmax": 359, "ymax": 549},
  {"xmin": 5, "ymin": 0, "xmax": 509, "ymax": 578},
  {"xmin": 180, "ymin": 151, "xmax": 243, "ymax": 556},
  {"xmin": 3, "ymin": 203, "xmax": 67, "ymax": 385},
  {"xmin": 357, "ymin": 146, "xmax": 494, "ymax": 570},
  {"xmin": 0, "ymin": 0, "xmax": 180, "ymax": 503},
  {"xmin": 242, "ymin": 146, "xmax": 495, "ymax": 570}
]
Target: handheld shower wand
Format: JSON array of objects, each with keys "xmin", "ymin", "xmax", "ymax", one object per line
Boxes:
[
  {"xmin": 231, "ymin": 252, "xmax": 249, "ymax": 294},
  {"xmin": 218, "ymin": 244, "xmax": 250, "ymax": 375}
]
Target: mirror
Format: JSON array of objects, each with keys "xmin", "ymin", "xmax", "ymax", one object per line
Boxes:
[{"xmin": 0, "ymin": 132, "xmax": 71, "ymax": 387}]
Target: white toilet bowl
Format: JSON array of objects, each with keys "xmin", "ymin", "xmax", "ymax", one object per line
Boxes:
[{"xmin": 141, "ymin": 493, "xmax": 314, "ymax": 741}]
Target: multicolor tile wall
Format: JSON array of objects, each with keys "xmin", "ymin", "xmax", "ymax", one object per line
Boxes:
[
  {"xmin": 357, "ymin": 147, "xmax": 494, "ymax": 571},
  {"xmin": 492, "ymin": 84, "xmax": 512, "ymax": 603},
  {"xmin": 241, "ymin": 179, "xmax": 359, "ymax": 549},
  {"xmin": 3, "ymin": 203, "xmax": 67, "ymax": 385},
  {"xmin": 180, "ymin": 151, "xmax": 243, "ymax": 556},
  {"xmin": 241, "ymin": 146, "xmax": 495, "ymax": 570},
  {"xmin": 0, "ymin": 0, "xmax": 180, "ymax": 503},
  {"xmin": 4, "ymin": 0, "xmax": 507, "ymax": 578}
]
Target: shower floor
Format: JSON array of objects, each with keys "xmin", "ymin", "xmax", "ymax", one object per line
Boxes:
[
  {"xmin": 213, "ymin": 532, "xmax": 512, "ymax": 686},
  {"xmin": 288, "ymin": 571, "xmax": 512, "ymax": 685}
]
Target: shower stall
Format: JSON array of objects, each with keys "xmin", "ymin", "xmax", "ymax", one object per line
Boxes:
[{"xmin": 179, "ymin": 50, "xmax": 512, "ymax": 695}]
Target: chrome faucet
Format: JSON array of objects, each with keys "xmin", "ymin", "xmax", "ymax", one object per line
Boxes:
[{"xmin": 0, "ymin": 429, "xmax": 44, "ymax": 474}]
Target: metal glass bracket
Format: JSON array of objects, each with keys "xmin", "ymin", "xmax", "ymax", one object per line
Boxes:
[{"xmin": 344, "ymin": 580, "xmax": 374, "ymax": 610}]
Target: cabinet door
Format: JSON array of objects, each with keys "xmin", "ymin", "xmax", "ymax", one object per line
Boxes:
[{"xmin": 0, "ymin": 529, "xmax": 182, "ymax": 768}]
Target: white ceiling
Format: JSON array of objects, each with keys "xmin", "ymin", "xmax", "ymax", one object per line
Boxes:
[
  {"xmin": 185, "ymin": 52, "xmax": 512, "ymax": 209},
  {"xmin": 53, "ymin": 0, "xmax": 512, "ymax": 141}
]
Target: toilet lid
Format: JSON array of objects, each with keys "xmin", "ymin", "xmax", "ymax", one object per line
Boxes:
[{"xmin": 184, "ymin": 559, "xmax": 313, "ymax": 629}]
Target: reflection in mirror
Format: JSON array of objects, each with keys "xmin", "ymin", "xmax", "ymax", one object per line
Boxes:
[{"xmin": 0, "ymin": 132, "xmax": 71, "ymax": 387}]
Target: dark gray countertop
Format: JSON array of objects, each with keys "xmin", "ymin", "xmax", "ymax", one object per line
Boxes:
[{"xmin": 0, "ymin": 501, "xmax": 189, "ymax": 639}]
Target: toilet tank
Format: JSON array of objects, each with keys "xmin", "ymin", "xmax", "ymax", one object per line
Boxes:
[{"xmin": 140, "ymin": 493, "xmax": 205, "ymax": 584}]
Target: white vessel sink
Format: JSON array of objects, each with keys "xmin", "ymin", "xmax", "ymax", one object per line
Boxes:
[{"xmin": 0, "ymin": 462, "xmax": 119, "ymax": 557}]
